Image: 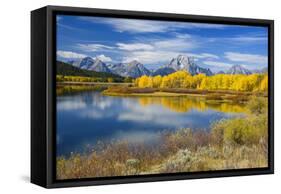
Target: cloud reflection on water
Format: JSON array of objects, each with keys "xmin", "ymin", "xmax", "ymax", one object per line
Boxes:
[{"xmin": 56, "ymin": 91, "xmax": 245, "ymax": 156}]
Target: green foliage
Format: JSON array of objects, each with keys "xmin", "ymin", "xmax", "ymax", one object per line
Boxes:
[
  {"xmin": 246, "ymin": 96, "xmax": 268, "ymax": 115},
  {"xmin": 223, "ymin": 118, "xmax": 252, "ymax": 145},
  {"xmin": 56, "ymin": 85, "xmax": 108, "ymax": 95},
  {"xmin": 211, "ymin": 97, "xmax": 268, "ymax": 145},
  {"xmin": 222, "ymin": 116, "xmax": 266, "ymax": 145},
  {"xmin": 56, "ymin": 61, "xmax": 124, "ymax": 82},
  {"xmin": 124, "ymin": 77, "xmax": 133, "ymax": 83}
]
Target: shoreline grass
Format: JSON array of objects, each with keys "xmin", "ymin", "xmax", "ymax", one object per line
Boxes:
[
  {"xmin": 56, "ymin": 97, "xmax": 268, "ymax": 180},
  {"xmin": 57, "ymin": 84, "xmax": 267, "ymax": 102},
  {"xmin": 57, "ymin": 127, "xmax": 267, "ymax": 179},
  {"xmin": 57, "ymin": 81, "xmax": 133, "ymax": 86},
  {"xmin": 56, "ymin": 85, "xmax": 108, "ymax": 96},
  {"xmin": 103, "ymin": 91, "xmax": 204, "ymax": 97},
  {"xmin": 102, "ymin": 86, "xmax": 267, "ymax": 102}
]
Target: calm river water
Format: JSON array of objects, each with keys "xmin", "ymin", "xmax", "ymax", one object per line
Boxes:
[{"xmin": 56, "ymin": 90, "xmax": 245, "ymax": 156}]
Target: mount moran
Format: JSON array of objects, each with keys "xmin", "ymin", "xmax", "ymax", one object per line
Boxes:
[{"xmin": 66, "ymin": 55, "xmax": 259, "ymax": 78}]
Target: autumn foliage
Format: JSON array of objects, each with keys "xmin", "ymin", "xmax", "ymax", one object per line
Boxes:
[{"xmin": 134, "ymin": 71, "xmax": 268, "ymax": 92}]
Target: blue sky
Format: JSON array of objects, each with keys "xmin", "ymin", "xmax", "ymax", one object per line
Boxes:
[{"xmin": 56, "ymin": 15, "xmax": 268, "ymax": 72}]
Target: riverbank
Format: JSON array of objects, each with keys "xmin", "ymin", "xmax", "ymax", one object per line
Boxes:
[
  {"xmin": 57, "ymin": 81, "xmax": 133, "ymax": 86},
  {"xmin": 56, "ymin": 97, "xmax": 268, "ymax": 179},
  {"xmin": 102, "ymin": 86, "xmax": 267, "ymax": 102},
  {"xmin": 57, "ymin": 118, "xmax": 267, "ymax": 179},
  {"xmin": 56, "ymin": 82, "xmax": 133, "ymax": 96}
]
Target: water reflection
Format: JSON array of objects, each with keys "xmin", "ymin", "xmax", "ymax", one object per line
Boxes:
[
  {"xmin": 57, "ymin": 91, "xmax": 246, "ymax": 156},
  {"xmin": 138, "ymin": 97, "xmax": 247, "ymax": 113}
]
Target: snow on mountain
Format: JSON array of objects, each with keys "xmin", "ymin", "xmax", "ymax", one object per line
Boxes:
[
  {"xmin": 79, "ymin": 57, "xmax": 95, "ymax": 69},
  {"xmin": 226, "ymin": 65, "xmax": 252, "ymax": 75},
  {"xmin": 108, "ymin": 60, "xmax": 151, "ymax": 78},
  {"xmin": 165, "ymin": 55, "xmax": 213, "ymax": 75},
  {"xmin": 87, "ymin": 58, "xmax": 111, "ymax": 73},
  {"xmin": 68, "ymin": 57, "xmax": 111, "ymax": 73}
]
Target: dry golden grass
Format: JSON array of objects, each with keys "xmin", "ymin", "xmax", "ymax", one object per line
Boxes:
[
  {"xmin": 57, "ymin": 126, "xmax": 267, "ymax": 179},
  {"xmin": 102, "ymin": 86, "xmax": 267, "ymax": 103}
]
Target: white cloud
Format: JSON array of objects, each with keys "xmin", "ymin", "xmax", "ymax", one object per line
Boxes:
[
  {"xmin": 184, "ymin": 23, "xmax": 226, "ymax": 29},
  {"xmin": 77, "ymin": 43, "xmax": 114, "ymax": 52},
  {"xmin": 122, "ymin": 51, "xmax": 219, "ymax": 65},
  {"xmin": 203, "ymin": 61, "xmax": 234, "ymax": 68},
  {"xmin": 91, "ymin": 98, "xmax": 113, "ymax": 110},
  {"xmin": 122, "ymin": 50, "xmax": 180, "ymax": 64},
  {"xmin": 112, "ymin": 19, "xmax": 169, "ymax": 33},
  {"xmin": 153, "ymin": 38, "xmax": 195, "ymax": 51},
  {"xmin": 225, "ymin": 52, "xmax": 267, "ymax": 64},
  {"xmin": 57, "ymin": 100, "xmax": 86, "ymax": 110},
  {"xmin": 230, "ymin": 36, "xmax": 267, "ymax": 43},
  {"xmin": 200, "ymin": 53, "xmax": 219, "ymax": 59},
  {"xmin": 81, "ymin": 17, "xmax": 170, "ymax": 33},
  {"xmin": 62, "ymin": 37, "xmax": 218, "ymax": 65},
  {"xmin": 80, "ymin": 110, "xmax": 104, "ymax": 119},
  {"xmin": 118, "ymin": 100, "xmax": 205, "ymax": 128},
  {"xmin": 122, "ymin": 51, "xmax": 219, "ymax": 66},
  {"xmin": 80, "ymin": 17, "xmax": 226, "ymax": 33},
  {"xmin": 73, "ymin": 29, "xmax": 222, "ymax": 65},
  {"xmin": 117, "ymin": 43, "xmax": 154, "ymax": 51},
  {"xmin": 174, "ymin": 33, "xmax": 192, "ymax": 39},
  {"xmin": 119, "ymin": 34, "xmax": 200, "ymax": 64},
  {"xmin": 107, "ymin": 19, "xmax": 170, "ymax": 33},
  {"xmin": 184, "ymin": 52, "xmax": 219, "ymax": 60},
  {"xmin": 120, "ymin": 42, "xmax": 219, "ymax": 64},
  {"xmin": 201, "ymin": 35, "xmax": 267, "ymax": 46},
  {"xmin": 123, "ymin": 33, "xmax": 198, "ymax": 52},
  {"xmin": 57, "ymin": 50, "xmax": 87, "ymax": 59},
  {"xmin": 71, "ymin": 29, "xmax": 221, "ymax": 65},
  {"xmin": 94, "ymin": 54, "xmax": 112, "ymax": 62}
]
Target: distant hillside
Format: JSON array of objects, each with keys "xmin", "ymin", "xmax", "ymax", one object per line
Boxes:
[{"xmin": 56, "ymin": 61, "xmax": 124, "ymax": 81}]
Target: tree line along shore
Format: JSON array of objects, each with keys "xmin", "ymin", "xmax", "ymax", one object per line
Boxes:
[{"xmin": 56, "ymin": 71, "xmax": 268, "ymax": 102}]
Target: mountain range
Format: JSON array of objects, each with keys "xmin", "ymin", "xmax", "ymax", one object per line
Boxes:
[
  {"xmin": 107, "ymin": 60, "xmax": 151, "ymax": 78},
  {"xmin": 56, "ymin": 61, "xmax": 123, "ymax": 81},
  {"xmin": 65, "ymin": 55, "xmax": 266, "ymax": 78},
  {"xmin": 69, "ymin": 57, "xmax": 111, "ymax": 73}
]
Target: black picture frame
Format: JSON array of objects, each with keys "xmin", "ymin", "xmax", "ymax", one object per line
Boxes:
[{"xmin": 31, "ymin": 5, "xmax": 274, "ymax": 188}]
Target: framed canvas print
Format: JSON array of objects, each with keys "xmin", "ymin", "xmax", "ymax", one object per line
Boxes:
[{"xmin": 31, "ymin": 5, "xmax": 274, "ymax": 188}]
